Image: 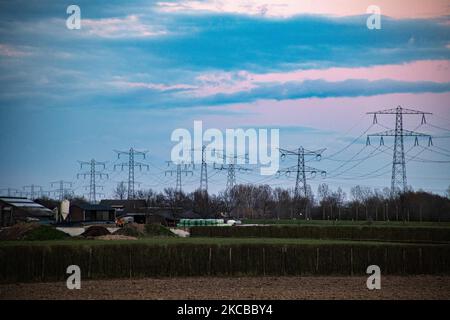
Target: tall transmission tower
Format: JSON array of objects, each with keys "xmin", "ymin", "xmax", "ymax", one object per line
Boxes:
[
  {"xmin": 213, "ymin": 152, "xmax": 251, "ymax": 192},
  {"xmin": 23, "ymin": 185, "xmax": 43, "ymax": 200},
  {"xmin": 278, "ymin": 147, "xmax": 326, "ymax": 200},
  {"xmin": 51, "ymin": 180, "xmax": 73, "ymax": 201},
  {"xmin": 165, "ymin": 161, "xmax": 194, "ymax": 193},
  {"xmin": 77, "ymin": 159, "xmax": 108, "ymax": 203},
  {"xmin": 199, "ymin": 145, "xmax": 208, "ymax": 192},
  {"xmin": 114, "ymin": 148, "xmax": 149, "ymax": 200},
  {"xmin": 189, "ymin": 145, "xmax": 210, "ymax": 192},
  {"xmin": 0, "ymin": 188, "xmax": 18, "ymax": 197},
  {"xmin": 367, "ymin": 106, "xmax": 432, "ymax": 196}
]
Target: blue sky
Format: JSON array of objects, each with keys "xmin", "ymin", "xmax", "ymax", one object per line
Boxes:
[{"xmin": 0, "ymin": 0, "xmax": 450, "ymax": 199}]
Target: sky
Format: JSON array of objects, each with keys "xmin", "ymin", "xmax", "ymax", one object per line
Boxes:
[{"xmin": 0, "ymin": 0, "xmax": 450, "ymax": 200}]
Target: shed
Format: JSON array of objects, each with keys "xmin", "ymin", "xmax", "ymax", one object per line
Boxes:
[
  {"xmin": 68, "ymin": 203, "xmax": 115, "ymax": 222},
  {"xmin": 0, "ymin": 197, "xmax": 53, "ymax": 227}
]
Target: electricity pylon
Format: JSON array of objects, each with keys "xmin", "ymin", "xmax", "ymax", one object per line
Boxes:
[
  {"xmin": 77, "ymin": 159, "xmax": 108, "ymax": 203},
  {"xmin": 200, "ymin": 145, "xmax": 208, "ymax": 192},
  {"xmin": 165, "ymin": 161, "xmax": 194, "ymax": 193},
  {"xmin": 213, "ymin": 152, "xmax": 251, "ymax": 192},
  {"xmin": 51, "ymin": 180, "xmax": 73, "ymax": 201},
  {"xmin": 278, "ymin": 147, "xmax": 326, "ymax": 200},
  {"xmin": 114, "ymin": 148, "xmax": 149, "ymax": 200},
  {"xmin": 367, "ymin": 106, "xmax": 432, "ymax": 196},
  {"xmin": 0, "ymin": 188, "xmax": 18, "ymax": 197},
  {"xmin": 23, "ymin": 185, "xmax": 43, "ymax": 200}
]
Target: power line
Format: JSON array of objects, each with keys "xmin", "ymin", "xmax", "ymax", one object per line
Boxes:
[{"xmin": 323, "ymin": 124, "xmax": 374, "ymax": 159}]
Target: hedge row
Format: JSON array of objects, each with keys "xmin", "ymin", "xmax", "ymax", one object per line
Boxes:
[
  {"xmin": 0, "ymin": 242, "xmax": 449, "ymax": 283},
  {"xmin": 190, "ymin": 226, "xmax": 450, "ymax": 243}
]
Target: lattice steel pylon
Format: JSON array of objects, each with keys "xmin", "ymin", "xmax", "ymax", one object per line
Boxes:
[
  {"xmin": 51, "ymin": 180, "xmax": 73, "ymax": 201},
  {"xmin": 199, "ymin": 145, "xmax": 208, "ymax": 192},
  {"xmin": 278, "ymin": 147, "xmax": 326, "ymax": 200},
  {"xmin": 77, "ymin": 159, "xmax": 108, "ymax": 203},
  {"xmin": 114, "ymin": 148, "xmax": 149, "ymax": 200},
  {"xmin": 22, "ymin": 185, "xmax": 43, "ymax": 200},
  {"xmin": 367, "ymin": 106, "xmax": 432, "ymax": 197},
  {"xmin": 213, "ymin": 152, "xmax": 251, "ymax": 192},
  {"xmin": 0, "ymin": 188, "xmax": 18, "ymax": 197},
  {"xmin": 165, "ymin": 161, "xmax": 194, "ymax": 193}
]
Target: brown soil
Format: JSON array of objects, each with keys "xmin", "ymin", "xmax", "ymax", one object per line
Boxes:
[
  {"xmin": 1, "ymin": 276, "xmax": 449, "ymax": 300},
  {"xmin": 81, "ymin": 226, "xmax": 110, "ymax": 237}
]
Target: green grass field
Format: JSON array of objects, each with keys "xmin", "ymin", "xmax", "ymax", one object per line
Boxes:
[{"xmin": 1, "ymin": 237, "xmax": 448, "ymax": 247}]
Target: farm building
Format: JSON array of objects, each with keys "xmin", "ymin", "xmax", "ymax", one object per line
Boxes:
[
  {"xmin": 0, "ymin": 197, "xmax": 53, "ymax": 227},
  {"xmin": 99, "ymin": 199, "xmax": 147, "ymax": 216},
  {"xmin": 68, "ymin": 203, "xmax": 115, "ymax": 222},
  {"xmin": 116, "ymin": 209, "xmax": 202, "ymax": 226}
]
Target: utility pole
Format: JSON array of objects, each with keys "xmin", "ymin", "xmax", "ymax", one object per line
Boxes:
[
  {"xmin": 214, "ymin": 153, "xmax": 251, "ymax": 192},
  {"xmin": 367, "ymin": 106, "xmax": 432, "ymax": 196},
  {"xmin": 114, "ymin": 148, "xmax": 149, "ymax": 200},
  {"xmin": 165, "ymin": 161, "xmax": 194, "ymax": 193},
  {"xmin": 0, "ymin": 188, "xmax": 18, "ymax": 197},
  {"xmin": 51, "ymin": 180, "xmax": 73, "ymax": 201},
  {"xmin": 23, "ymin": 185, "xmax": 43, "ymax": 200},
  {"xmin": 278, "ymin": 147, "xmax": 326, "ymax": 219},
  {"xmin": 77, "ymin": 159, "xmax": 108, "ymax": 203}
]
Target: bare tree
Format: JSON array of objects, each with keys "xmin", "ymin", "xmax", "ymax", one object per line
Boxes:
[{"xmin": 114, "ymin": 182, "xmax": 127, "ymax": 200}]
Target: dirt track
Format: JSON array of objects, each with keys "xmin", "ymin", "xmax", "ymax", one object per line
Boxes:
[{"xmin": 1, "ymin": 276, "xmax": 449, "ymax": 300}]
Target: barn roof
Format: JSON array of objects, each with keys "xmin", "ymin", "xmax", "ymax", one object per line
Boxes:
[{"xmin": 0, "ymin": 197, "xmax": 53, "ymax": 217}]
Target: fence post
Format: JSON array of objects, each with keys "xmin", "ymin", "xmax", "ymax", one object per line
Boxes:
[{"xmin": 316, "ymin": 247, "xmax": 319, "ymax": 273}]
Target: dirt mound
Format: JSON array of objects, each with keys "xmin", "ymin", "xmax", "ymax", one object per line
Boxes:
[
  {"xmin": 0, "ymin": 223, "xmax": 39, "ymax": 240},
  {"xmin": 113, "ymin": 223, "xmax": 145, "ymax": 237},
  {"xmin": 0, "ymin": 223, "xmax": 69, "ymax": 241},
  {"xmin": 96, "ymin": 235, "xmax": 138, "ymax": 241},
  {"xmin": 23, "ymin": 225, "xmax": 69, "ymax": 241},
  {"xmin": 81, "ymin": 226, "xmax": 110, "ymax": 237}
]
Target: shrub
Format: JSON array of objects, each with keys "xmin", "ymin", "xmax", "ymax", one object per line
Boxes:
[
  {"xmin": 0, "ymin": 242, "xmax": 448, "ymax": 283},
  {"xmin": 190, "ymin": 225, "xmax": 450, "ymax": 243}
]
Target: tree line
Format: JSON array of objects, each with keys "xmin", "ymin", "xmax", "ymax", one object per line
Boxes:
[
  {"xmin": 35, "ymin": 182, "xmax": 450, "ymax": 222},
  {"xmin": 110, "ymin": 182, "xmax": 450, "ymax": 222}
]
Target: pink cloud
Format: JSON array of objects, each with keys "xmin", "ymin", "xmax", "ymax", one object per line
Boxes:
[
  {"xmin": 114, "ymin": 60, "xmax": 450, "ymax": 98},
  {"xmin": 193, "ymin": 60, "xmax": 450, "ymax": 97},
  {"xmin": 198, "ymin": 92, "xmax": 450, "ymax": 134},
  {"xmin": 0, "ymin": 44, "xmax": 30, "ymax": 57},
  {"xmin": 157, "ymin": 0, "xmax": 450, "ymax": 19},
  {"xmin": 253, "ymin": 60, "xmax": 450, "ymax": 83},
  {"xmin": 82, "ymin": 15, "xmax": 167, "ymax": 38}
]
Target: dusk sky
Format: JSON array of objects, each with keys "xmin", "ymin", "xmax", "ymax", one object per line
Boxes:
[{"xmin": 1, "ymin": 0, "xmax": 450, "ymax": 199}]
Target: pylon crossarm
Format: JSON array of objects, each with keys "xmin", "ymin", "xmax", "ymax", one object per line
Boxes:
[
  {"xmin": 367, "ymin": 107, "xmax": 432, "ymax": 115},
  {"xmin": 368, "ymin": 129, "xmax": 431, "ymax": 137}
]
